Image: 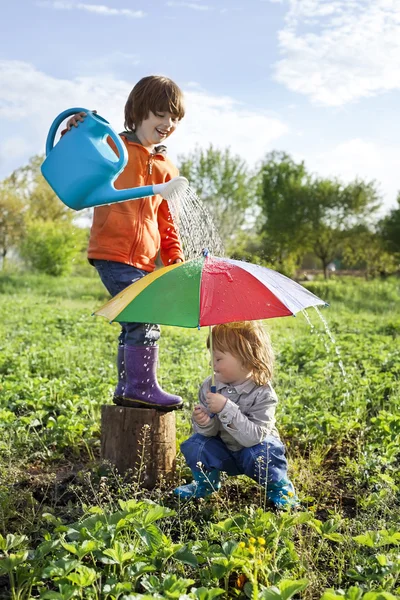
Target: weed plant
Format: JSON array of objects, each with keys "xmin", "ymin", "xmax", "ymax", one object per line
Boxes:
[{"xmin": 0, "ymin": 274, "xmax": 399, "ymax": 599}]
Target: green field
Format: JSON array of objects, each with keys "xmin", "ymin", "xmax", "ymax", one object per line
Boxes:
[{"xmin": 0, "ymin": 274, "xmax": 399, "ymax": 599}]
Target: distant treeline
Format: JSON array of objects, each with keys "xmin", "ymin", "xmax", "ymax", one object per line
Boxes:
[{"xmin": 1, "ymin": 149, "xmax": 399, "ymax": 278}]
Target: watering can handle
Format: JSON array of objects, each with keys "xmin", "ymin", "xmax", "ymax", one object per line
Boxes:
[
  {"xmin": 45, "ymin": 108, "xmax": 127, "ymax": 172},
  {"xmin": 45, "ymin": 107, "xmax": 89, "ymax": 156}
]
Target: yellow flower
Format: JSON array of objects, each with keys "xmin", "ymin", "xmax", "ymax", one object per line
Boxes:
[
  {"xmin": 287, "ymin": 491, "xmax": 294, "ymax": 498},
  {"xmin": 249, "ymin": 537, "xmax": 256, "ymax": 544},
  {"xmin": 248, "ymin": 545, "xmax": 255, "ymax": 554},
  {"xmin": 239, "ymin": 542, "xmax": 246, "ymax": 549},
  {"xmin": 257, "ymin": 537, "xmax": 266, "ymax": 545}
]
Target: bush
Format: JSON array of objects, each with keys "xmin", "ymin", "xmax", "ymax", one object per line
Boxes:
[{"xmin": 19, "ymin": 220, "xmax": 87, "ymax": 276}]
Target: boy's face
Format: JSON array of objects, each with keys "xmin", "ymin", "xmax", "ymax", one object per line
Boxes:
[
  {"xmin": 135, "ymin": 110, "xmax": 180, "ymax": 147},
  {"xmin": 212, "ymin": 350, "xmax": 252, "ymax": 385}
]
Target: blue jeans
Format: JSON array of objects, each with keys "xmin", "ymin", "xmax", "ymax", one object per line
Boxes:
[
  {"xmin": 92, "ymin": 259, "xmax": 160, "ymax": 346},
  {"xmin": 180, "ymin": 433, "xmax": 289, "ymax": 485}
]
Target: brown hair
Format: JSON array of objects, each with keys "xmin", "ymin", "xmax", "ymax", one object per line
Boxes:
[
  {"xmin": 124, "ymin": 75, "xmax": 185, "ymax": 131},
  {"xmin": 207, "ymin": 321, "xmax": 275, "ymax": 386}
]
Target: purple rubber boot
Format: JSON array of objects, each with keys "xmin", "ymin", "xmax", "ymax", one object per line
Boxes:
[
  {"xmin": 117, "ymin": 345, "xmax": 183, "ymax": 410},
  {"xmin": 113, "ymin": 345, "xmax": 126, "ymax": 403}
]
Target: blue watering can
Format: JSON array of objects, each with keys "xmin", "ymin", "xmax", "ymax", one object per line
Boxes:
[{"xmin": 41, "ymin": 108, "xmax": 189, "ymax": 211}]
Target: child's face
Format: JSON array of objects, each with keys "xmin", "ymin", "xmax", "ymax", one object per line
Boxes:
[
  {"xmin": 135, "ymin": 110, "xmax": 180, "ymax": 147},
  {"xmin": 212, "ymin": 350, "xmax": 252, "ymax": 385}
]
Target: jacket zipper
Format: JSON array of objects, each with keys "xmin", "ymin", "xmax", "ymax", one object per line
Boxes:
[{"xmin": 128, "ymin": 151, "xmax": 162, "ymax": 264}]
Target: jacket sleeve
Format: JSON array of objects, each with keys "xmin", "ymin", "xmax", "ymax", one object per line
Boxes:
[
  {"xmin": 216, "ymin": 386, "xmax": 278, "ymax": 447},
  {"xmin": 157, "ymin": 199, "xmax": 185, "ymax": 265},
  {"xmin": 192, "ymin": 379, "xmax": 220, "ymax": 437}
]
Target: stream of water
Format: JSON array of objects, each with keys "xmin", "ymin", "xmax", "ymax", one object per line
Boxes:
[{"xmin": 167, "ymin": 185, "xmax": 224, "ymax": 260}]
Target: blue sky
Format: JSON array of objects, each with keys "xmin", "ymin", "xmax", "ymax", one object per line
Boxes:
[{"xmin": 1, "ymin": 0, "xmax": 399, "ymax": 213}]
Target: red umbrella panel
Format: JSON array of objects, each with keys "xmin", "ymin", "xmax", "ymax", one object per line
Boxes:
[{"xmin": 95, "ymin": 254, "xmax": 327, "ymax": 327}]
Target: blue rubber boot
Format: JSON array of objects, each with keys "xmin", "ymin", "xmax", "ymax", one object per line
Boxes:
[
  {"xmin": 174, "ymin": 469, "xmax": 221, "ymax": 499},
  {"xmin": 266, "ymin": 479, "xmax": 299, "ymax": 509}
]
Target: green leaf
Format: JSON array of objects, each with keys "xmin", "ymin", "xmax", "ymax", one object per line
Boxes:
[
  {"xmin": 319, "ymin": 592, "xmax": 344, "ymax": 600},
  {"xmin": 0, "ymin": 534, "xmax": 28, "ymax": 552},
  {"xmin": 136, "ymin": 524, "xmax": 163, "ymax": 551},
  {"xmin": 141, "ymin": 505, "xmax": 176, "ymax": 525},
  {"xmin": 61, "ymin": 542, "xmax": 78, "ymax": 555},
  {"xmin": 42, "ymin": 558, "xmax": 79, "ymax": 578},
  {"xmin": 192, "ymin": 588, "xmax": 225, "ymax": 600},
  {"xmin": 344, "ymin": 587, "xmax": 364, "ymax": 600},
  {"xmin": 363, "ymin": 593, "xmax": 399, "ymax": 600},
  {"xmin": 174, "ymin": 546, "xmax": 198, "ymax": 567},
  {"xmin": 279, "ymin": 579, "xmax": 308, "ymax": 600},
  {"xmin": 66, "ymin": 566, "xmax": 98, "ymax": 587},
  {"xmin": 260, "ymin": 579, "xmax": 308, "ymax": 600},
  {"xmin": 211, "ymin": 562, "xmax": 229, "ymax": 579},
  {"xmin": 222, "ymin": 540, "xmax": 238, "ymax": 557},
  {"xmin": 353, "ymin": 532, "xmax": 379, "ymax": 548},
  {"xmin": 0, "ymin": 551, "xmax": 29, "ymax": 574}
]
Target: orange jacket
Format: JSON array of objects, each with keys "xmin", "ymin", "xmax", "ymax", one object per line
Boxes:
[{"xmin": 87, "ymin": 135, "xmax": 184, "ymax": 272}]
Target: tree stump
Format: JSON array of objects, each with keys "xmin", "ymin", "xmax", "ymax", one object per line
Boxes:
[{"xmin": 101, "ymin": 405, "xmax": 176, "ymax": 488}]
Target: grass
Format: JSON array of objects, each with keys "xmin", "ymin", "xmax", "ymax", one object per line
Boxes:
[{"xmin": 0, "ymin": 273, "xmax": 399, "ymax": 599}]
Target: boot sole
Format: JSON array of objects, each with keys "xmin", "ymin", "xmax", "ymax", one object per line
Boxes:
[{"xmin": 114, "ymin": 397, "xmax": 183, "ymax": 411}]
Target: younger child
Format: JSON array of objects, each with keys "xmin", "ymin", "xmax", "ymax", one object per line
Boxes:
[
  {"xmin": 174, "ymin": 321, "xmax": 298, "ymax": 508},
  {"xmin": 65, "ymin": 76, "xmax": 185, "ymax": 410}
]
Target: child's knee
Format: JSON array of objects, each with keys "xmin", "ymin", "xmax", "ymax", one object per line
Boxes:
[{"xmin": 180, "ymin": 434, "xmax": 207, "ymax": 461}]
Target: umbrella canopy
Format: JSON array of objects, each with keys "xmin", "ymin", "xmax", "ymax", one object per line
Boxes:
[{"xmin": 94, "ymin": 254, "xmax": 326, "ymax": 327}]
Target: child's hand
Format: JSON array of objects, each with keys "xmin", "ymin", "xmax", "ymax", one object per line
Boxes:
[
  {"xmin": 66, "ymin": 110, "xmax": 97, "ymax": 130},
  {"xmin": 193, "ymin": 405, "xmax": 211, "ymax": 426},
  {"xmin": 206, "ymin": 391, "xmax": 227, "ymax": 414}
]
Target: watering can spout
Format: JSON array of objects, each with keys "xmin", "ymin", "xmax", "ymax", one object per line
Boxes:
[
  {"xmin": 83, "ymin": 177, "xmax": 190, "ymax": 209},
  {"xmin": 41, "ymin": 108, "xmax": 189, "ymax": 211}
]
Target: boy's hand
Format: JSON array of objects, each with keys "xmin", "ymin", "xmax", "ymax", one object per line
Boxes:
[
  {"xmin": 193, "ymin": 405, "xmax": 211, "ymax": 426},
  {"xmin": 206, "ymin": 391, "xmax": 227, "ymax": 414},
  {"xmin": 66, "ymin": 110, "xmax": 97, "ymax": 130}
]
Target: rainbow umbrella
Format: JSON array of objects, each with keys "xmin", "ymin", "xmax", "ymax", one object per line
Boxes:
[
  {"xmin": 94, "ymin": 253, "xmax": 326, "ymax": 327},
  {"xmin": 95, "ymin": 252, "xmax": 326, "ymax": 399}
]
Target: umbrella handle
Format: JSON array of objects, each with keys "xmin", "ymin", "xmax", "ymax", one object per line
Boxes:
[{"xmin": 209, "ymin": 385, "xmax": 217, "ymax": 418}]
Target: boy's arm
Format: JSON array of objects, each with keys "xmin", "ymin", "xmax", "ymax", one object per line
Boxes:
[
  {"xmin": 217, "ymin": 386, "xmax": 278, "ymax": 447},
  {"xmin": 192, "ymin": 380, "xmax": 220, "ymax": 437},
  {"xmin": 157, "ymin": 198, "xmax": 185, "ymax": 265}
]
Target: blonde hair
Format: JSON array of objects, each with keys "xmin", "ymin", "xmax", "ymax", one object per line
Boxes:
[
  {"xmin": 124, "ymin": 75, "xmax": 185, "ymax": 131},
  {"xmin": 207, "ymin": 321, "xmax": 274, "ymax": 386}
]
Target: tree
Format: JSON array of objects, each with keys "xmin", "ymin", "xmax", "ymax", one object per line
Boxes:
[
  {"xmin": 257, "ymin": 151, "xmax": 382, "ymax": 278},
  {"xmin": 307, "ymin": 178, "xmax": 381, "ymax": 278},
  {"xmin": 379, "ymin": 194, "xmax": 400, "ymax": 255},
  {"xmin": 11, "ymin": 155, "xmax": 74, "ymax": 223},
  {"xmin": 257, "ymin": 151, "xmax": 313, "ymax": 275},
  {"xmin": 343, "ymin": 225, "xmax": 398, "ymax": 279},
  {"xmin": 0, "ymin": 179, "xmax": 26, "ymax": 269},
  {"xmin": 19, "ymin": 220, "xmax": 87, "ymax": 276},
  {"xmin": 178, "ymin": 145, "xmax": 257, "ymax": 253}
]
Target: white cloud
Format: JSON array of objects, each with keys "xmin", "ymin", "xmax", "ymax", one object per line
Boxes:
[
  {"xmin": 297, "ymin": 138, "xmax": 399, "ymax": 213},
  {"xmin": 36, "ymin": 1, "xmax": 146, "ymax": 18},
  {"xmin": 0, "ymin": 59, "xmax": 288, "ymax": 177},
  {"xmin": 274, "ymin": 0, "xmax": 400, "ymax": 106},
  {"xmin": 1, "ymin": 59, "xmax": 396, "ymax": 212},
  {"xmin": 0, "ymin": 137, "xmax": 31, "ymax": 162},
  {"xmin": 169, "ymin": 93, "xmax": 288, "ymax": 164},
  {"xmin": 166, "ymin": 1, "xmax": 212, "ymax": 10}
]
